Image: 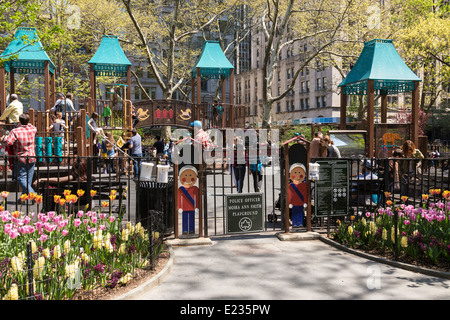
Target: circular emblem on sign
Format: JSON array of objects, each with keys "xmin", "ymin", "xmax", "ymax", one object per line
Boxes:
[{"xmin": 238, "ymin": 217, "xmax": 252, "ymax": 232}]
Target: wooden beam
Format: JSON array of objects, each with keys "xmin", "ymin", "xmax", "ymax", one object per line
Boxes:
[
  {"xmin": 381, "ymin": 90, "xmax": 387, "ymax": 124},
  {"xmin": 367, "ymin": 80, "xmax": 375, "ymax": 158},
  {"xmin": 9, "ymin": 70, "xmax": 15, "ymax": 94},
  {"xmin": 89, "ymin": 64, "xmax": 96, "ymax": 104},
  {"xmin": 284, "ymin": 144, "xmax": 290, "ymax": 234},
  {"xmin": 340, "ymin": 91, "xmax": 346, "ymax": 130},
  {"xmin": 51, "ymin": 71, "xmax": 56, "ymax": 106},
  {"xmin": 411, "ymin": 81, "xmax": 420, "ymax": 147},
  {"xmin": 196, "ymin": 67, "xmax": 201, "ymax": 120},
  {"xmin": 0, "ymin": 68, "xmax": 6, "ymax": 114},
  {"xmin": 126, "ymin": 65, "xmax": 131, "ymax": 101},
  {"xmin": 44, "ymin": 62, "xmax": 50, "ymax": 111}
]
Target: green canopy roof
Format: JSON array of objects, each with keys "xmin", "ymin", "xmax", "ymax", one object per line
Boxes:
[
  {"xmin": 0, "ymin": 27, "xmax": 56, "ymax": 74},
  {"xmin": 338, "ymin": 39, "xmax": 421, "ymax": 95},
  {"xmin": 191, "ymin": 41, "xmax": 234, "ymax": 79},
  {"xmin": 88, "ymin": 35, "xmax": 131, "ymax": 77}
]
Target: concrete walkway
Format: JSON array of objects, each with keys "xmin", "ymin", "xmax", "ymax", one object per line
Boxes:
[{"xmin": 117, "ymin": 232, "xmax": 450, "ymax": 300}]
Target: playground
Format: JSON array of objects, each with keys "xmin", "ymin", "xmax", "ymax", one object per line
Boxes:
[{"xmin": 0, "ymin": 31, "xmax": 448, "ymax": 300}]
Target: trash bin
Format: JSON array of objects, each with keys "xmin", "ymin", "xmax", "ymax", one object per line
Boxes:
[
  {"xmin": 140, "ymin": 162, "xmax": 155, "ymax": 180},
  {"xmin": 136, "ymin": 177, "xmax": 174, "ymax": 235},
  {"xmin": 156, "ymin": 164, "xmax": 170, "ymax": 183}
]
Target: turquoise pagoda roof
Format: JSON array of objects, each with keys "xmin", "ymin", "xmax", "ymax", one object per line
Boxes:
[
  {"xmin": 0, "ymin": 27, "xmax": 56, "ymax": 74},
  {"xmin": 339, "ymin": 39, "xmax": 421, "ymax": 95},
  {"xmin": 192, "ymin": 41, "xmax": 234, "ymax": 79},
  {"xmin": 88, "ymin": 35, "xmax": 131, "ymax": 77}
]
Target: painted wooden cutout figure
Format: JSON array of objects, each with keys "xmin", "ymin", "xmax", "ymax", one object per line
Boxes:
[
  {"xmin": 178, "ymin": 165, "xmax": 199, "ymax": 234},
  {"xmin": 288, "ymin": 163, "xmax": 307, "ymax": 227}
]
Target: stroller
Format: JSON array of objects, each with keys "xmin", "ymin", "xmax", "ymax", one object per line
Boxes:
[{"xmin": 268, "ymin": 192, "xmax": 295, "ymax": 224}]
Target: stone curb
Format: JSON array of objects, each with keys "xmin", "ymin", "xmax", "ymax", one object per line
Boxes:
[
  {"xmin": 114, "ymin": 243, "xmax": 175, "ymax": 300},
  {"xmin": 319, "ymin": 236, "xmax": 450, "ymax": 280}
]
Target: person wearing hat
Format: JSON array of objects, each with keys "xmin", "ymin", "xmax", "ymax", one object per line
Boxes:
[
  {"xmin": 288, "ymin": 163, "xmax": 307, "ymax": 227},
  {"xmin": 178, "ymin": 165, "xmax": 199, "ymax": 234}
]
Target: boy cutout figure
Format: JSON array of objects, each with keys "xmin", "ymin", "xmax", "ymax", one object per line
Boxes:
[{"xmin": 178, "ymin": 165, "xmax": 199, "ymax": 234}]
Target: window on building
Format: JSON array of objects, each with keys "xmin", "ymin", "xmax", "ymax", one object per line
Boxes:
[
  {"xmin": 322, "ymin": 96, "xmax": 327, "ymax": 108},
  {"xmin": 316, "ymin": 97, "xmax": 321, "ymax": 108},
  {"xmin": 305, "ymin": 98, "xmax": 310, "ymax": 109}
]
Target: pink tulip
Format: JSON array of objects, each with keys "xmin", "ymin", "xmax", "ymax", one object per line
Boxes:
[
  {"xmin": 61, "ymin": 229, "xmax": 69, "ymax": 236},
  {"xmin": 77, "ymin": 211, "xmax": 83, "ymax": 218},
  {"xmin": 9, "ymin": 228, "xmax": 19, "ymax": 239},
  {"xmin": 109, "ymin": 216, "xmax": 115, "ymax": 223},
  {"xmin": 74, "ymin": 219, "xmax": 81, "ymax": 227},
  {"xmin": 91, "ymin": 216, "xmax": 97, "ymax": 224},
  {"xmin": 39, "ymin": 234, "xmax": 48, "ymax": 242},
  {"xmin": 99, "ymin": 224, "xmax": 106, "ymax": 230}
]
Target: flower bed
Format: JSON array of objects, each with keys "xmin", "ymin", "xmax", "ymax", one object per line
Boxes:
[
  {"xmin": 0, "ymin": 189, "xmax": 163, "ymax": 300},
  {"xmin": 332, "ymin": 189, "xmax": 450, "ymax": 271}
]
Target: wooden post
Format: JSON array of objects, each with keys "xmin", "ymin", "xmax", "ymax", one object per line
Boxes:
[
  {"xmin": 76, "ymin": 126, "xmax": 85, "ymax": 157},
  {"xmin": 9, "ymin": 70, "xmax": 15, "ymax": 95},
  {"xmin": 126, "ymin": 66, "xmax": 131, "ymax": 101},
  {"xmin": 367, "ymin": 80, "xmax": 375, "ymax": 158},
  {"xmin": 174, "ymin": 163, "xmax": 179, "ymax": 239},
  {"xmin": 229, "ymin": 69, "xmax": 234, "ymax": 127},
  {"xmin": 89, "ymin": 64, "xmax": 96, "ymax": 103},
  {"xmin": 198, "ymin": 162, "xmax": 204, "ymax": 238},
  {"xmin": 50, "ymin": 71, "xmax": 56, "ymax": 106},
  {"xmin": 306, "ymin": 143, "xmax": 311, "ymax": 232},
  {"xmin": 381, "ymin": 90, "xmax": 387, "ymax": 124},
  {"xmin": 196, "ymin": 68, "xmax": 201, "ymax": 120},
  {"xmin": 44, "ymin": 62, "xmax": 50, "ymax": 111},
  {"xmin": 0, "ymin": 68, "xmax": 6, "ymax": 114},
  {"xmin": 191, "ymin": 76, "xmax": 195, "ymax": 120},
  {"xmin": 284, "ymin": 144, "xmax": 290, "ymax": 234},
  {"xmin": 37, "ymin": 112, "xmax": 44, "ymax": 134},
  {"xmin": 411, "ymin": 81, "xmax": 420, "ymax": 147},
  {"xmin": 29, "ymin": 109, "xmax": 35, "ymax": 127},
  {"xmin": 340, "ymin": 91, "xmax": 346, "ymax": 130},
  {"xmin": 221, "ymin": 77, "xmax": 226, "ymax": 128}
]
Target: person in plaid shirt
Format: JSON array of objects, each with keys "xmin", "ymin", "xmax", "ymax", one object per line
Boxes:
[{"xmin": 0, "ymin": 113, "xmax": 37, "ymax": 194}]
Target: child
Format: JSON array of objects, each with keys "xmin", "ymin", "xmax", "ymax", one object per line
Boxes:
[
  {"xmin": 47, "ymin": 112, "xmax": 67, "ymax": 138},
  {"xmin": 103, "ymin": 103, "xmax": 111, "ymax": 127},
  {"xmin": 101, "ymin": 132, "xmax": 116, "ymax": 174}
]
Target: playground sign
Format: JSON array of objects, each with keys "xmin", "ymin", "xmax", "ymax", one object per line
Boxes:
[
  {"xmin": 225, "ymin": 193, "xmax": 264, "ymax": 234},
  {"xmin": 314, "ymin": 160, "xmax": 349, "ymax": 217}
]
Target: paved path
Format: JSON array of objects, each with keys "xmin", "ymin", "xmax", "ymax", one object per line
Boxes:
[{"xmin": 134, "ymin": 233, "xmax": 450, "ymax": 300}]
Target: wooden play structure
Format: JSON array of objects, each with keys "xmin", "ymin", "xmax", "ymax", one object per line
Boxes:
[{"xmin": 0, "ymin": 31, "xmax": 247, "ymax": 164}]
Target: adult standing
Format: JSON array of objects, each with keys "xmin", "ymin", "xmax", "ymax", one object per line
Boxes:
[
  {"xmin": 0, "ymin": 113, "xmax": 37, "ymax": 194},
  {"xmin": 324, "ymin": 135, "xmax": 341, "ymax": 158},
  {"xmin": 310, "ymin": 131, "xmax": 325, "ymax": 159},
  {"xmin": 153, "ymin": 135, "xmax": 165, "ymax": 159},
  {"xmin": 0, "ymin": 93, "xmax": 23, "ymax": 125},
  {"xmin": 0, "ymin": 93, "xmax": 23, "ymax": 178},
  {"xmin": 128, "ymin": 128, "xmax": 142, "ymax": 178},
  {"xmin": 50, "ymin": 93, "xmax": 76, "ymax": 120}
]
